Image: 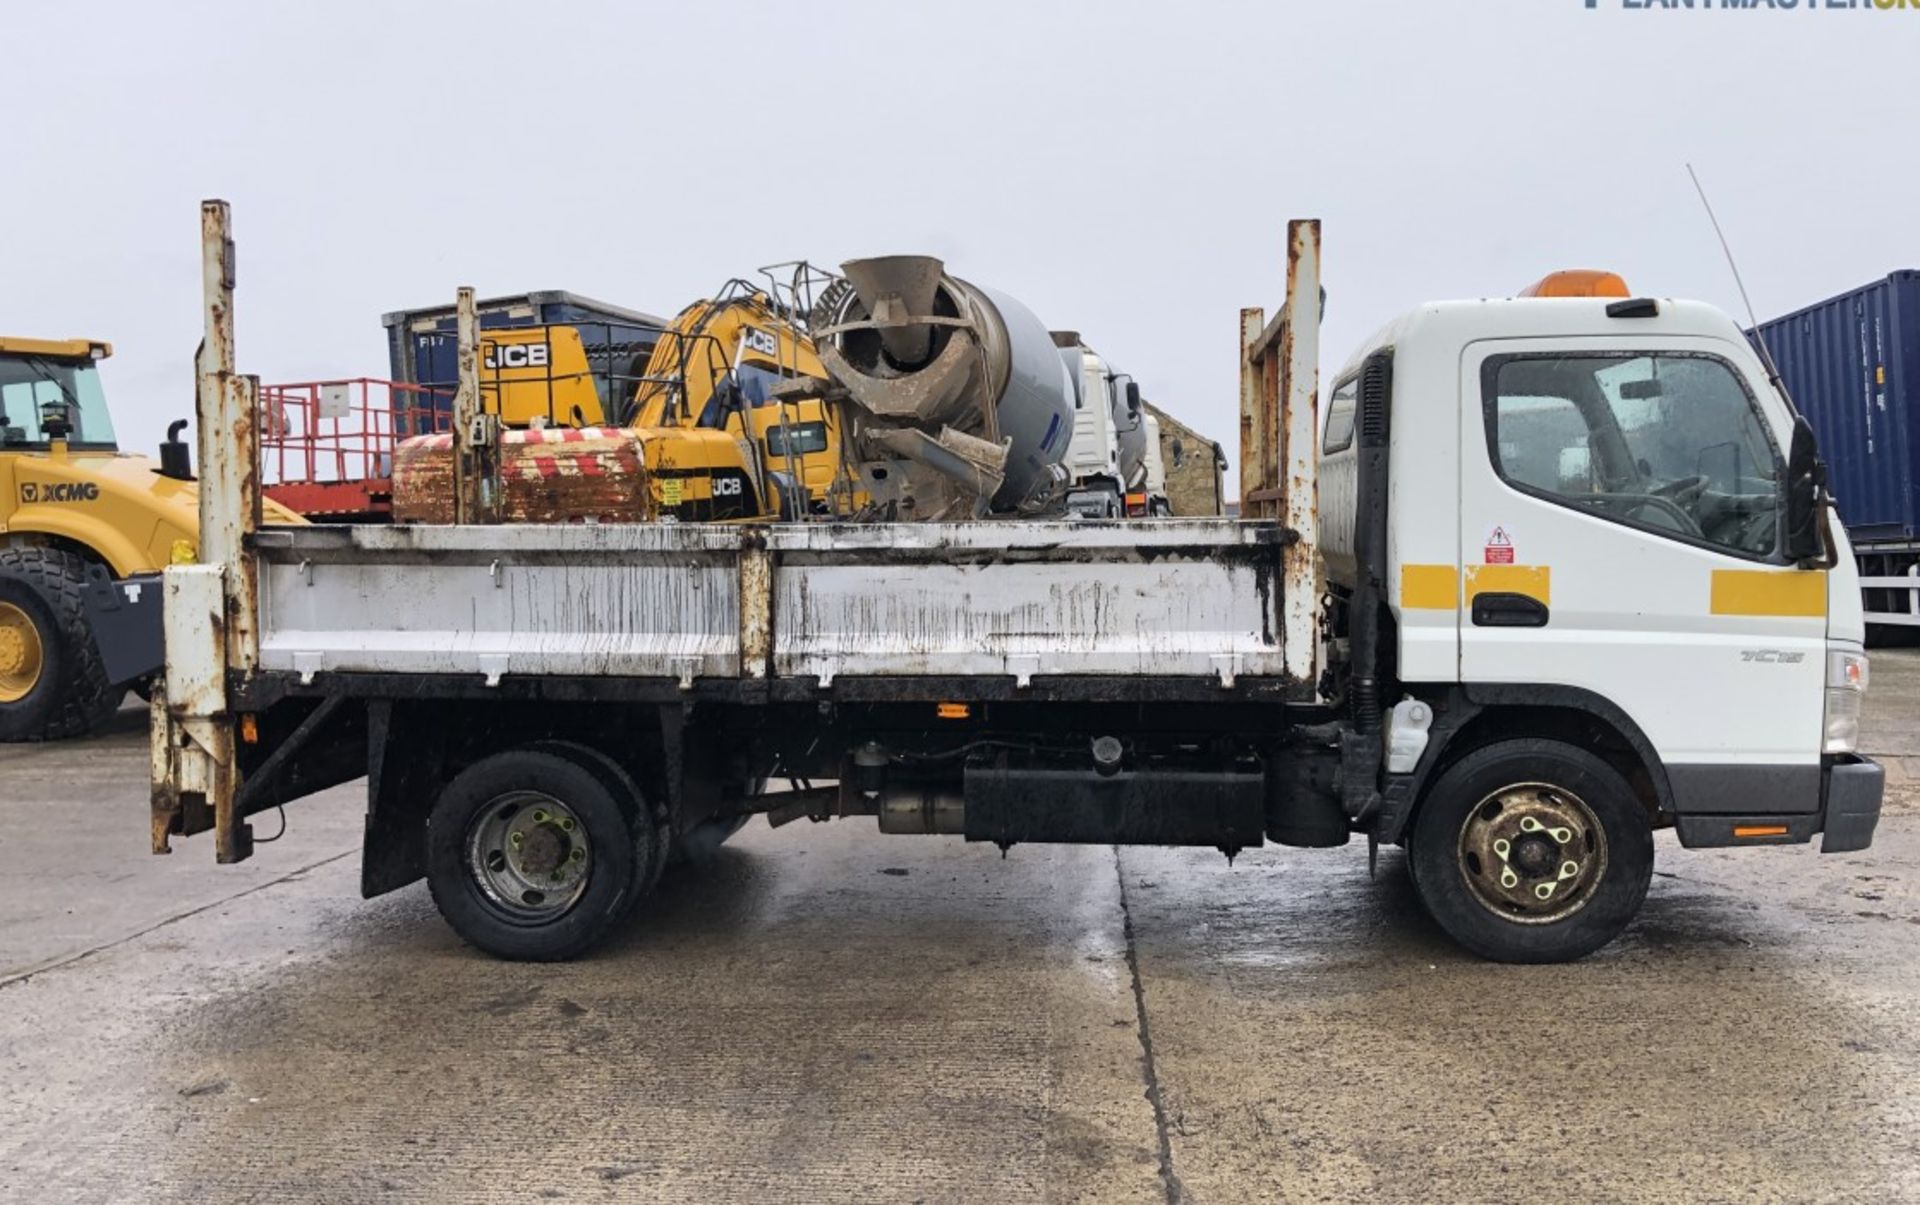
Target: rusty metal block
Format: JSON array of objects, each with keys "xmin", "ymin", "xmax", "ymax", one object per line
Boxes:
[{"xmin": 394, "ymin": 428, "xmax": 656, "ymax": 525}]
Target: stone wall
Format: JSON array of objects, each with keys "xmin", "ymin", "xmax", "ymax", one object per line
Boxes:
[{"xmin": 1145, "ymin": 402, "xmax": 1227, "ymax": 517}]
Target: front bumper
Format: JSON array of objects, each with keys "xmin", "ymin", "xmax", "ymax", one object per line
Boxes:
[
  {"xmin": 1818, "ymin": 755, "xmax": 1885, "ymax": 854},
  {"xmin": 1673, "ymin": 755, "xmax": 1884, "ymax": 853}
]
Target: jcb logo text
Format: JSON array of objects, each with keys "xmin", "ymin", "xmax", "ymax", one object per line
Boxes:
[{"xmin": 484, "ymin": 343, "xmax": 551, "ymax": 371}]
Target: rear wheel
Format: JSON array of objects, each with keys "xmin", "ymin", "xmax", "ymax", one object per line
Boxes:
[
  {"xmin": 1409, "ymin": 739, "xmax": 1653, "ymax": 964},
  {"xmin": 426, "ymin": 748, "xmax": 654, "ymax": 961},
  {"xmin": 0, "ymin": 548, "xmax": 119, "ymax": 742},
  {"xmin": 524, "ymin": 740, "xmax": 668, "ymax": 910}
]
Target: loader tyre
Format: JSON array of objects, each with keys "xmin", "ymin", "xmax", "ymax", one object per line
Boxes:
[
  {"xmin": 426, "ymin": 748, "xmax": 654, "ymax": 961},
  {"xmin": 1409, "ymin": 739, "xmax": 1652, "ymax": 964},
  {"xmin": 0, "ymin": 548, "xmax": 120, "ymax": 742}
]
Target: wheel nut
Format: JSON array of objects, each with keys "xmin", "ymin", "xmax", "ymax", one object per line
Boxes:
[
  {"xmin": 570, "ymin": 848, "xmax": 585, "ymax": 863},
  {"xmin": 559, "ymin": 818, "xmax": 575, "ymax": 833},
  {"xmin": 509, "ymin": 832, "xmax": 523, "ymax": 848}
]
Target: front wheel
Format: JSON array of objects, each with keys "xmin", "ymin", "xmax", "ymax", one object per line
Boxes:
[
  {"xmin": 426, "ymin": 748, "xmax": 654, "ymax": 961},
  {"xmin": 0, "ymin": 548, "xmax": 119, "ymax": 742},
  {"xmin": 1409, "ymin": 739, "xmax": 1653, "ymax": 964}
]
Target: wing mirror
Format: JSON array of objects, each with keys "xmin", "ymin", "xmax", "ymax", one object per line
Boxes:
[{"xmin": 1783, "ymin": 416, "xmax": 1827, "ymax": 565}]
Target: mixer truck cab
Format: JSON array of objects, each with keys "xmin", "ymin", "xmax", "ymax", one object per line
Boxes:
[{"xmin": 1318, "ymin": 274, "xmax": 1880, "ymax": 955}]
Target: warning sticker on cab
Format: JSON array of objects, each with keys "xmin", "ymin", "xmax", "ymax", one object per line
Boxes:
[{"xmin": 1484, "ymin": 526, "xmax": 1515, "ymax": 565}]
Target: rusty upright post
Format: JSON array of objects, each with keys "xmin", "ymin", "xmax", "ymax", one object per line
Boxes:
[
  {"xmin": 449, "ymin": 287, "xmax": 495, "ymax": 525},
  {"xmin": 195, "ymin": 200, "xmax": 259, "ymax": 676},
  {"xmin": 1237, "ymin": 307, "xmax": 1266, "ymax": 513},
  {"xmin": 189, "ymin": 199, "xmax": 258, "ymax": 864},
  {"xmin": 1278, "ymin": 219, "xmax": 1322, "ymax": 686},
  {"xmin": 1239, "ymin": 219, "xmax": 1324, "ymax": 690}
]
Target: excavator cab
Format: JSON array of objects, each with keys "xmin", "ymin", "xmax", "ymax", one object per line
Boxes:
[{"xmin": 629, "ymin": 287, "xmax": 844, "ymax": 509}]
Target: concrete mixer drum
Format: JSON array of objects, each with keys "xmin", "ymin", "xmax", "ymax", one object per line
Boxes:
[{"xmin": 816, "ymin": 255, "xmax": 1073, "ymax": 519}]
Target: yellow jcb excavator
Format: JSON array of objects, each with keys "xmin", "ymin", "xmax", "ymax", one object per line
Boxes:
[{"xmin": 391, "ymin": 281, "xmax": 850, "ymax": 524}]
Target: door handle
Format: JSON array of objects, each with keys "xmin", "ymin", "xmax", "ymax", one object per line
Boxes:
[{"xmin": 1471, "ymin": 592, "xmax": 1550, "ymax": 628}]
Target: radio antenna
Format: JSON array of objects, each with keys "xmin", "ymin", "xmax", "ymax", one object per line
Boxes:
[{"xmin": 1687, "ymin": 162, "xmax": 1789, "ymax": 398}]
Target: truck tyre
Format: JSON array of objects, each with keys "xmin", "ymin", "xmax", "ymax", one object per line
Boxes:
[
  {"xmin": 0, "ymin": 548, "xmax": 120, "ymax": 742},
  {"xmin": 1408, "ymin": 739, "xmax": 1653, "ymax": 964},
  {"xmin": 523, "ymin": 740, "xmax": 669, "ymax": 906},
  {"xmin": 425, "ymin": 748, "xmax": 656, "ymax": 961}
]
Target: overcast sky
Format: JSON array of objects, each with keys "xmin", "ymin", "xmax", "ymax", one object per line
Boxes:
[{"xmin": 4, "ymin": 0, "xmax": 1915, "ymax": 481}]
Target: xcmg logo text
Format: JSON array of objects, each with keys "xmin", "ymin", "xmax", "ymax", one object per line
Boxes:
[
  {"xmin": 1588, "ymin": 0, "xmax": 1917, "ymax": 9},
  {"xmin": 19, "ymin": 482, "xmax": 101, "ymax": 504}
]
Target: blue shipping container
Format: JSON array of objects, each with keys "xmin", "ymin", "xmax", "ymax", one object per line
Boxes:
[
  {"xmin": 1750, "ymin": 271, "xmax": 1920, "ymax": 544},
  {"xmin": 381, "ymin": 290, "xmax": 669, "ymax": 433}
]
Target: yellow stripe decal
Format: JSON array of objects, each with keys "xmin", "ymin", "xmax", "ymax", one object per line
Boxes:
[
  {"xmin": 1710, "ymin": 570, "xmax": 1826, "ymax": 618},
  {"xmin": 1400, "ymin": 564, "xmax": 1459, "ymax": 610},
  {"xmin": 1465, "ymin": 564, "xmax": 1551, "ymax": 605}
]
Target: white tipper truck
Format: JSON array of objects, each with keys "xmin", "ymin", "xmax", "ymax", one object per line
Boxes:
[{"xmin": 152, "ymin": 206, "xmax": 1882, "ymax": 965}]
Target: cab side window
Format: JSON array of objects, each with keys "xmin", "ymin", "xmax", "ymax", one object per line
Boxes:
[
  {"xmin": 1483, "ymin": 353, "xmax": 1783, "ymax": 559},
  {"xmin": 1323, "ymin": 378, "xmax": 1358, "ymax": 454}
]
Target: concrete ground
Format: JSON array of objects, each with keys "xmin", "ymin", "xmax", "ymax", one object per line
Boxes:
[{"xmin": 2, "ymin": 659, "xmax": 1918, "ymax": 1204}]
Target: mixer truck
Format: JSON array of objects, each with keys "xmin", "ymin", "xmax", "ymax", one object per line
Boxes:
[{"xmin": 152, "ymin": 204, "xmax": 1882, "ymax": 968}]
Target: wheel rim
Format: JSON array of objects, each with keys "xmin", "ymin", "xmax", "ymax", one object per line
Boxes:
[
  {"xmin": 464, "ymin": 791, "xmax": 593, "ymax": 923},
  {"xmin": 1455, "ymin": 782, "xmax": 1608, "ymax": 925},
  {"xmin": 0, "ymin": 602, "xmax": 45, "ymax": 704}
]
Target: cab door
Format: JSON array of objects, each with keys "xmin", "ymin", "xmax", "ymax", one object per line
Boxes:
[{"xmin": 1456, "ymin": 336, "xmax": 1826, "ymax": 779}]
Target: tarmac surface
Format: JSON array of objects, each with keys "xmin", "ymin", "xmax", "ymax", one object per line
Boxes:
[{"xmin": 2, "ymin": 653, "xmax": 1917, "ymax": 1203}]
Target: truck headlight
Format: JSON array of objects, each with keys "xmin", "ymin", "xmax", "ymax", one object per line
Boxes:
[{"xmin": 1824, "ymin": 649, "xmax": 1869, "ymax": 755}]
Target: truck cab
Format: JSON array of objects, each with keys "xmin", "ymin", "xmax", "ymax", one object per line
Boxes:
[{"xmin": 1318, "ymin": 286, "xmax": 1879, "ymax": 950}]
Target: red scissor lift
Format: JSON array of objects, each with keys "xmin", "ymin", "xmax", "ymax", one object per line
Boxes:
[{"xmin": 261, "ymin": 379, "xmax": 451, "ymax": 522}]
